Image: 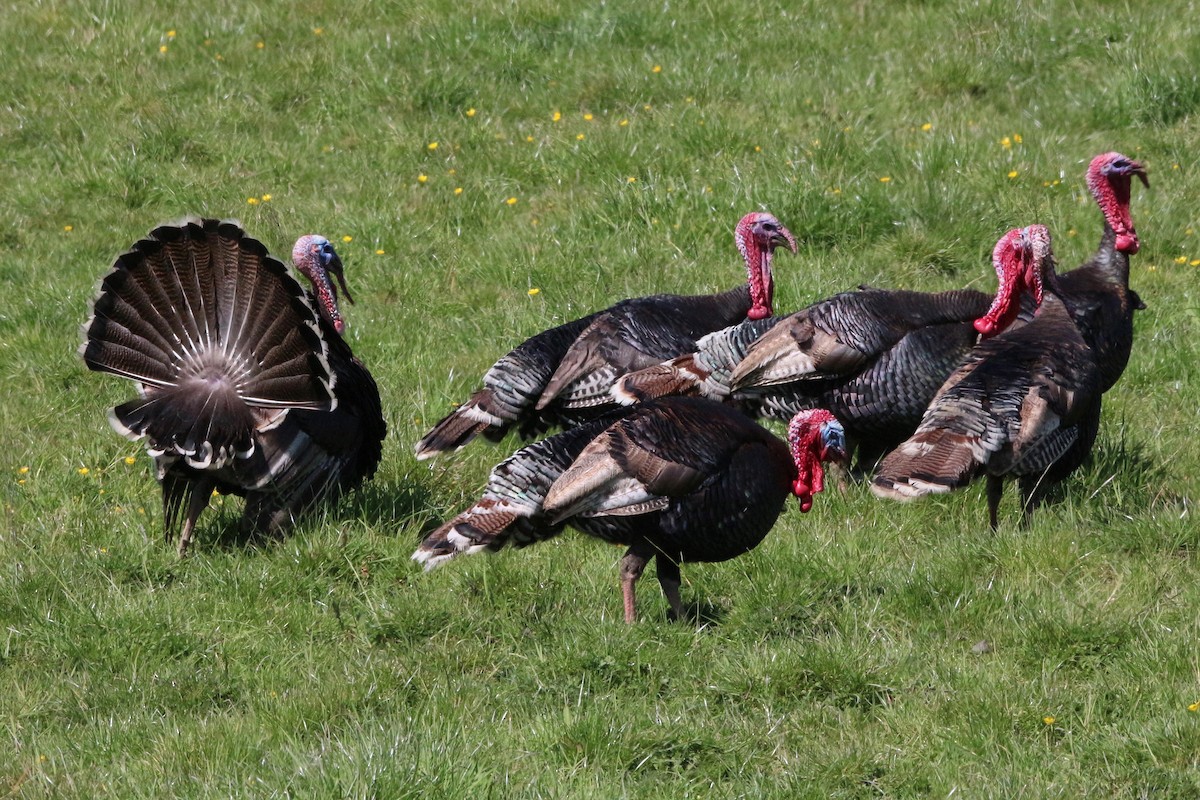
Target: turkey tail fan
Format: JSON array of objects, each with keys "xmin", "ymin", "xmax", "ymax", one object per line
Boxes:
[{"xmin": 81, "ymin": 220, "xmax": 339, "ymax": 465}]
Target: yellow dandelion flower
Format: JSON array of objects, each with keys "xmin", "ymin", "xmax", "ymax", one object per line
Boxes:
[
  {"xmin": 1000, "ymin": 136, "xmax": 1012, "ymax": 149},
  {"xmin": 619, "ymin": 119, "xmax": 629, "ymax": 127},
  {"xmin": 99, "ymin": 489, "xmax": 105, "ymax": 495},
  {"xmin": 167, "ymin": 30, "xmax": 176, "ymax": 39},
  {"xmin": 1189, "ymin": 702, "xmax": 1199, "ymax": 712},
  {"xmin": 576, "ymin": 133, "xmax": 585, "ymax": 140},
  {"xmin": 466, "ymin": 107, "xmax": 476, "ymax": 117},
  {"xmin": 879, "ymin": 176, "xmax": 891, "ymax": 183},
  {"xmin": 830, "ymin": 187, "xmax": 842, "ymax": 195},
  {"xmin": 1174, "ymin": 256, "xmax": 1188, "ymax": 264},
  {"xmin": 100, "ymin": 547, "xmax": 108, "ymax": 553},
  {"xmin": 448, "ymin": 168, "xmax": 457, "ymax": 175},
  {"xmin": 124, "ymin": 456, "xmax": 136, "ymax": 465},
  {"xmin": 1172, "ymin": 163, "xmax": 1180, "ymax": 170},
  {"xmin": 78, "ymin": 467, "xmax": 90, "ymax": 476},
  {"xmin": 1185, "ymin": 228, "xmax": 1194, "ymax": 236},
  {"xmin": 342, "ymin": 235, "xmax": 352, "ymax": 243},
  {"xmin": 212, "ymin": 488, "xmax": 220, "ymax": 497},
  {"xmin": 643, "ymin": 104, "xmax": 652, "ymax": 111},
  {"xmin": 375, "ymin": 249, "xmax": 385, "ymax": 255},
  {"xmin": 418, "ymin": 174, "xmax": 428, "ymax": 184},
  {"xmin": 583, "ymin": 113, "xmax": 593, "ymax": 121},
  {"xmin": 627, "ymin": 176, "xmax": 637, "ymax": 183},
  {"xmin": 651, "ymin": 65, "xmax": 662, "ymax": 73},
  {"xmin": 528, "ymin": 287, "xmax": 540, "ymax": 296},
  {"xmin": 1191, "ymin": 260, "xmax": 1200, "ymax": 267},
  {"xmin": 260, "ymin": 194, "xmax": 271, "ymax": 202},
  {"xmin": 552, "ymin": 111, "xmax": 562, "ymax": 122},
  {"xmin": 63, "ymin": 225, "xmax": 73, "ymax": 232},
  {"xmin": 247, "ymin": 197, "xmax": 259, "ymax": 205},
  {"xmin": 921, "ymin": 123, "xmax": 932, "ymax": 132},
  {"xmin": 16, "ymin": 479, "xmax": 25, "ymax": 485},
  {"xmin": 1013, "ymin": 133, "xmax": 1023, "ymax": 143},
  {"xmin": 428, "ymin": 141, "xmax": 438, "ymax": 151},
  {"xmin": 159, "ymin": 44, "xmax": 168, "ymax": 53},
  {"xmin": 138, "ymin": 507, "xmax": 145, "ymax": 514},
  {"xmin": 1043, "ymin": 716, "xmax": 1055, "ymax": 725},
  {"xmin": 312, "ymin": 27, "xmax": 324, "ymax": 35},
  {"xmin": 256, "ymin": 41, "xmax": 265, "ymax": 49},
  {"xmin": 506, "ymin": 197, "xmax": 518, "ymax": 206},
  {"xmin": 19, "ymin": 466, "xmax": 30, "ymax": 474},
  {"xmin": 525, "ymin": 135, "xmax": 534, "ymax": 142},
  {"xmin": 1008, "ymin": 170, "xmax": 1019, "ymax": 179},
  {"xmin": 454, "ymin": 187, "xmax": 463, "ymax": 196}
]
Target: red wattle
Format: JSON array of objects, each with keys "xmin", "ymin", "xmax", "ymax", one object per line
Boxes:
[
  {"xmin": 1115, "ymin": 232, "xmax": 1139, "ymax": 254},
  {"xmin": 747, "ymin": 306, "xmax": 770, "ymax": 321}
]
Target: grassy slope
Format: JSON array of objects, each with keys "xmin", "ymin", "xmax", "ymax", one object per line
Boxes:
[{"xmin": 2, "ymin": 0, "xmax": 1199, "ymax": 796}]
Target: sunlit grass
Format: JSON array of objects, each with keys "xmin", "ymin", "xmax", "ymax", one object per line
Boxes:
[{"xmin": 2, "ymin": 0, "xmax": 1199, "ymax": 797}]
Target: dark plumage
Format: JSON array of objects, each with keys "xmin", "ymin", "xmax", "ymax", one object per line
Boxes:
[
  {"xmin": 413, "ymin": 212, "xmax": 797, "ymax": 460},
  {"xmin": 616, "ymin": 286, "xmax": 992, "ymax": 469},
  {"xmin": 872, "ymin": 226, "xmax": 1101, "ymax": 529},
  {"xmin": 81, "ymin": 219, "xmax": 386, "ymax": 554},
  {"xmin": 1051, "ymin": 151, "xmax": 1148, "ymax": 393},
  {"xmin": 413, "ymin": 397, "xmax": 847, "ymax": 623}
]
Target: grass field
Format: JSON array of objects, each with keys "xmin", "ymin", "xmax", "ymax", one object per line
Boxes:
[{"xmin": 3, "ymin": 0, "xmax": 1200, "ymax": 796}]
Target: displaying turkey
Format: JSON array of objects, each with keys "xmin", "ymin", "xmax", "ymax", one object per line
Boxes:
[
  {"xmin": 871, "ymin": 225, "xmax": 1101, "ymax": 529},
  {"xmin": 81, "ymin": 219, "xmax": 386, "ymax": 554},
  {"xmin": 1051, "ymin": 151, "xmax": 1148, "ymax": 393},
  {"xmin": 413, "ymin": 397, "xmax": 847, "ymax": 623},
  {"xmin": 413, "ymin": 212, "xmax": 797, "ymax": 460},
  {"xmin": 615, "ymin": 285, "xmax": 992, "ymax": 470}
]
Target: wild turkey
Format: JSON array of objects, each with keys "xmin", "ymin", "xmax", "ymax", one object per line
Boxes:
[
  {"xmin": 413, "ymin": 397, "xmax": 847, "ymax": 623},
  {"xmin": 1051, "ymin": 151, "xmax": 1148, "ymax": 392},
  {"xmin": 871, "ymin": 225, "xmax": 1101, "ymax": 529},
  {"xmin": 413, "ymin": 212, "xmax": 797, "ymax": 460},
  {"xmin": 80, "ymin": 219, "xmax": 386, "ymax": 554},
  {"xmin": 615, "ymin": 285, "xmax": 993, "ymax": 470}
]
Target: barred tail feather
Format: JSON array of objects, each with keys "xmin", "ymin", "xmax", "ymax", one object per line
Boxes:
[
  {"xmin": 412, "ymin": 507, "xmax": 520, "ymax": 569},
  {"xmin": 414, "ymin": 390, "xmax": 505, "ymax": 460},
  {"xmin": 871, "ymin": 427, "xmax": 986, "ymax": 500}
]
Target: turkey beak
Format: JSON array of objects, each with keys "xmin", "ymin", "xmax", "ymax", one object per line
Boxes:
[
  {"xmin": 771, "ymin": 226, "xmax": 798, "ymax": 255},
  {"xmin": 326, "ymin": 252, "xmax": 355, "ymax": 305},
  {"xmin": 1131, "ymin": 161, "xmax": 1150, "ymax": 189}
]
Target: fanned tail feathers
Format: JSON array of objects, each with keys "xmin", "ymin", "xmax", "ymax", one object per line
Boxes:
[{"xmin": 81, "ymin": 219, "xmax": 334, "ymax": 468}]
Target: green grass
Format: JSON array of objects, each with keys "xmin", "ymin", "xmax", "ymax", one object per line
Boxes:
[{"xmin": 3, "ymin": 0, "xmax": 1200, "ymax": 796}]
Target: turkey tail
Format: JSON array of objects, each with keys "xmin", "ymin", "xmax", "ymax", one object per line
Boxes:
[
  {"xmin": 413, "ymin": 389, "xmax": 503, "ymax": 460},
  {"xmin": 871, "ymin": 426, "xmax": 989, "ymax": 500},
  {"xmin": 412, "ymin": 504, "xmax": 522, "ymax": 569},
  {"xmin": 81, "ymin": 219, "xmax": 335, "ymax": 468}
]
